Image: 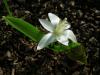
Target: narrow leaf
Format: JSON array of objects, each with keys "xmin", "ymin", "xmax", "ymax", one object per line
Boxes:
[
  {"xmin": 3, "ymin": 0, "xmax": 12, "ymax": 16},
  {"xmin": 67, "ymin": 44, "xmax": 87, "ymax": 64},
  {"xmin": 3, "ymin": 16, "xmax": 43, "ymax": 42}
]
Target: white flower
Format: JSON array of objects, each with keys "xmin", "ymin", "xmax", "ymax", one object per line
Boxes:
[{"xmin": 37, "ymin": 13, "xmax": 77, "ymax": 50}]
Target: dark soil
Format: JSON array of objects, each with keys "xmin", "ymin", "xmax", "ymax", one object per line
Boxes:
[{"xmin": 0, "ymin": 0, "xmax": 100, "ymax": 75}]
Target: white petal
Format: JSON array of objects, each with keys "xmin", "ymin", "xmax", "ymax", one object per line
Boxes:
[
  {"xmin": 66, "ymin": 30, "xmax": 77, "ymax": 42},
  {"xmin": 37, "ymin": 33, "xmax": 56, "ymax": 50},
  {"xmin": 65, "ymin": 23, "xmax": 71, "ymax": 29},
  {"xmin": 48, "ymin": 13, "xmax": 60, "ymax": 25},
  {"xmin": 57, "ymin": 32, "xmax": 69, "ymax": 46},
  {"xmin": 39, "ymin": 19, "xmax": 54, "ymax": 32}
]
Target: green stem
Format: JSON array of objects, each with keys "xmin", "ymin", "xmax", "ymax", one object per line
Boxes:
[{"xmin": 3, "ymin": 0, "xmax": 12, "ymax": 16}]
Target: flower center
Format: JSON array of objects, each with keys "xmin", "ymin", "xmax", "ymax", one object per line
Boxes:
[{"xmin": 53, "ymin": 18, "xmax": 67, "ymax": 36}]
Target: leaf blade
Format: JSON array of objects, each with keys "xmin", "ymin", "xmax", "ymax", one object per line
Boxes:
[{"xmin": 3, "ymin": 16, "xmax": 43, "ymax": 42}]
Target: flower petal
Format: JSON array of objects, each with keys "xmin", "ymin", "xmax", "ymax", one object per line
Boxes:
[
  {"xmin": 57, "ymin": 32, "xmax": 69, "ymax": 46},
  {"xmin": 37, "ymin": 33, "xmax": 56, "ymax": 50},
  {"xmin": 39, "ymin": 19, "xmax": 54, "ymax": 32},
  {"xmin": 65, "ymin": 23, "xmax": 71, "ymax": 29},
  {"xmin": 66, "ymin": 30, "xmax": 77, "ymax": 42},
  {"xmin": 48, "ymin": 13, "xmax": 60, "ymax": 25}
]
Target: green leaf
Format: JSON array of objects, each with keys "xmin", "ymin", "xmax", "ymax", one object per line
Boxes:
[
  {"xmin": 3, "ymin": 0, "xmax": 12, "ymax": 16},
  {"xmin": 3, "ymin": 16, "xmax": 43, "ymax": 42},
  {"xmin": 66, "ymin": 44, "xmax": 87, "ymax": 64},
  {"xmin": 50, "ymin": 42, "xmax": 87, "ymax": 64}
]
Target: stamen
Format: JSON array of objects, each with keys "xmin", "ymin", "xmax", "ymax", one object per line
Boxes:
[{"xmin": 53, "ymin": 18, "xmax": 67, "ymax": 36}]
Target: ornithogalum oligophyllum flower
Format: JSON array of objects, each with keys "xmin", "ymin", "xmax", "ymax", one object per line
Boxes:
[{"xmin": 37, "ymin": 13, "xmax": 77, "ymax": 50}]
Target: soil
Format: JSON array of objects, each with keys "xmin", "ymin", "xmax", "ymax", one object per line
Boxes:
[{"xmin": 0, "ymin": 0, "xmax": 100, "ymax": 75}]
